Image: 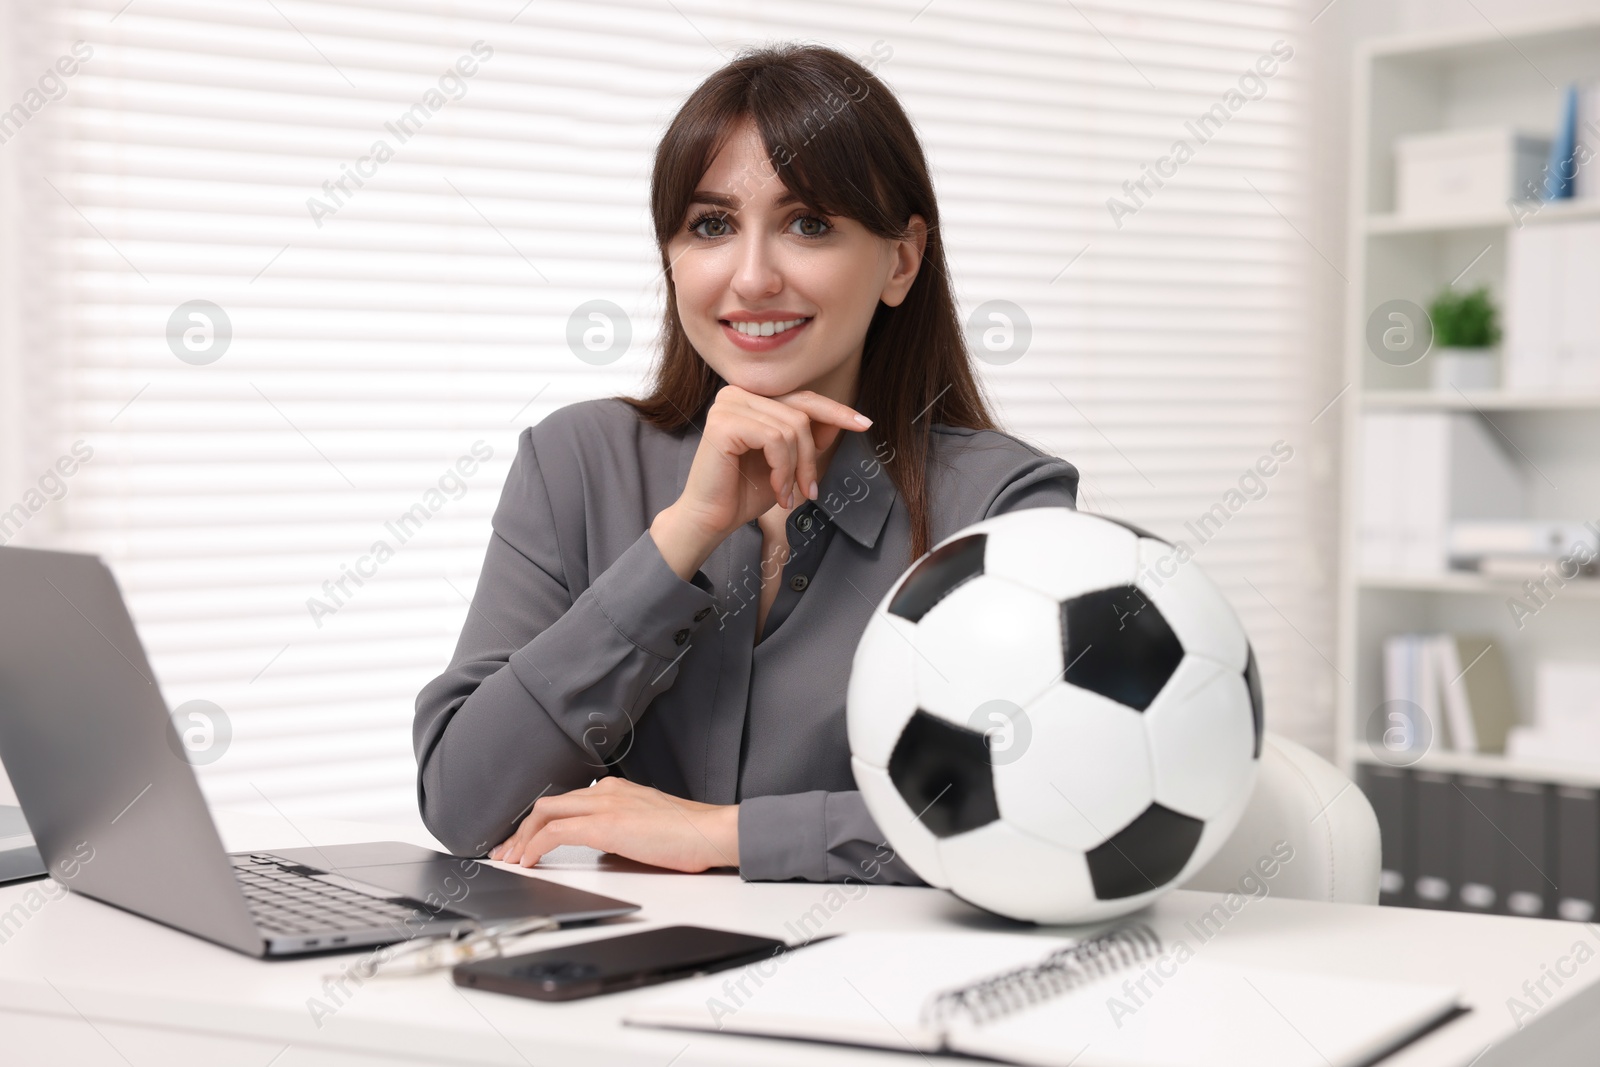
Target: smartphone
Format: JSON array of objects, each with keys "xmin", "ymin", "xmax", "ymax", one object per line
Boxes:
[{"xmin": 452, "ymin": 924, "xmax": 804, "ymax": 1002}]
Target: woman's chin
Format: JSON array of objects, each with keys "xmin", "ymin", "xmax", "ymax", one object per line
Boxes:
[{"xmin": 715, "ymin": 367, "xmax": 807, "ymax": 398}]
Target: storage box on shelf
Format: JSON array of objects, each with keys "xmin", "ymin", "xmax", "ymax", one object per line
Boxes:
[{"xmin": 1393, "ymin": 127, "xmax": 1550, "ymax": 220}]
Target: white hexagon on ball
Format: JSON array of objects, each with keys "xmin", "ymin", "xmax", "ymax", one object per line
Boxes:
[
  {"xmin": 912, "ymin": 575, "xmax": 1061, "ymax": 724},
  {"xmin": 1145, "ymin": 657, "xmax": 1257, "ymax": 821},
  {"xmin": 993, "ymin": 683, "xmax": 1153, "ymax": 851},
  {"xmin": 980, "ymin": 507, "xmax": 1139, "ymax": 601}
]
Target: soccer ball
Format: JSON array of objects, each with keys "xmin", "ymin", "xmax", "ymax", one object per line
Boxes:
[{"xmin": 847, "ymin": 507, "xmax": 1262, "ymax": 924}]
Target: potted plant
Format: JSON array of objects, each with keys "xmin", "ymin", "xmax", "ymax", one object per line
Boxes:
[{"xmin": 1427, "ymin": 285, "xmax": 1501, "ymax": 390}]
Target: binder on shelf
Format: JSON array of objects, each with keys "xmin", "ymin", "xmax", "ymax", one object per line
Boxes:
[
  {"xmin": 1503, "ymin": 781, "xmax": 1553, "ymax": 918},
  {"xmin": 1506, "ymin": 218, "xmax": 1600, "ymax": 391},
  {"xmin": 1433, "ymin": 637, "xmax": 1477, "ymax": 752},
  {"xmin": 1380, "ymin": 633, "xmax": 1430, "ymax": 756},
  {"xmin": 1359, "ymin": 412, "xmax": 1406, "ymax": 573},
  {"xmin": 1453, "ymin": 776, "xmax": 1503, "ymax": 913},
  {"xmin": 1417, "ymin": 636, "xmax": 1445, "ymax": 748},
  {"xmin": 1357, "ymin": 413, "xmax": 1526, "ymax": 575},
  {"xmin": 1358, "ymin": 763, "xmax": 1411, "ymax": 906},
  {"xmin": 1542, "ymin": 84, "xmax": 1578, "ymax": 200},
  {"xmin": 1412, "ymin": 771, "xmax": 1456, "ymax": 909},
  {"xmin": 1576, "ymin": 80, "xmax": 1600, "ymax": 201},
  {"xmin": 1555, "ymin": 786, "xmax": 1600, "ymax": 922},
  {"xmin": 1442, "ymin": 635, "xmax": 1519, "ymax": 754}
]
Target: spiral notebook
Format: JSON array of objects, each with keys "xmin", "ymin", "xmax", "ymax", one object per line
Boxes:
[{"xmin": 624, "ymin": 926, "xmax": 1463, "ymax": 1067}]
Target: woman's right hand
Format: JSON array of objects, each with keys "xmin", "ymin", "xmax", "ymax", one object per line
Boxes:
[{"xmin": 650, "ymin": 385, "xmax": 872, "ymax": 580}]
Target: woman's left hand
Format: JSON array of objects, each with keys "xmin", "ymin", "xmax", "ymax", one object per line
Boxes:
[{"xmin": 487, "ymin": 777, "xmax": 740, "ymax": 872}]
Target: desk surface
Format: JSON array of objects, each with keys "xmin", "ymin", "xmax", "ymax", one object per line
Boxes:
[{"xmin": 0, "ymin": 808, "xmax": 1595, "ymax": 1067}]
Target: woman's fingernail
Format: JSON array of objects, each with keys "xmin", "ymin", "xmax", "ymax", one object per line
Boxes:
[
  {"xmin": 854, "ymin": 414, "xmax": 872, "ymax": 427},
  {"xmin": 808, "ymin": 480, "xmax": 818, "ymax": 499}
]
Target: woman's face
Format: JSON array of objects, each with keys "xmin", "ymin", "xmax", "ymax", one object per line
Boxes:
[{"xmin": 664, "ymin": 119, "xmax": 925, "ymax": 406}]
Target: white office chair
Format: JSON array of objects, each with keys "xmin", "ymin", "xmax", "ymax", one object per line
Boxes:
[{"xmin": 1184, "ymin": 733, "xmax": 1381, "ymax": 905}]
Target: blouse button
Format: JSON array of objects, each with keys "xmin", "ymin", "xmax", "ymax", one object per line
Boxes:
[
  {"xmin": 789, "ymin": 575, "xmax": 810, "ymax": 592},
  {"xmin": 796, "ymin": 513, "xmax": 814, "ymax": 533},
  {"xmin": 693, "ymin": 607, "xmax": 712, "ymax": 622},
  {"xmin": 673, "ymin": 628, "xmax": 690, "ymax": 645}
]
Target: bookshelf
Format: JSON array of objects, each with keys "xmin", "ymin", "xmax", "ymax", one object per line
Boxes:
[{"xmin": 1338, "ymin": 15, "xmax": 1600, "ymax": 794}]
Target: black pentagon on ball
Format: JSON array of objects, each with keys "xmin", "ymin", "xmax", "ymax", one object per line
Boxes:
[
  {"xmin": 1060, "ymin": 585, "xmax": 1184, "ymax": 711},
  {"xmin": 888, "ymin": 710, "xmax": 1000, "ymax": 838},
  {"xmin": 1244, "ymin": 643, "xmax": 1265, "ymax": 759},
  {"xmin": 1085, "ymin": 802, "xmax": 1205, "ymax": 900},
  {"xmin": 888, "ymin": 533, "xmax": 986, "ymax": 622}
]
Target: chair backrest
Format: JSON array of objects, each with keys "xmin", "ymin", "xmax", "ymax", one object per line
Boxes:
[{"xmin": 1184, "ymin": 733, "xmax": 1380, "ymax": 905}]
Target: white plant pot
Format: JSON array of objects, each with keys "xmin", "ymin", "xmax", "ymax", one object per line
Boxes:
[{"xmin": 1430, "ymin": 346, "xmax": 1499, "ymax": 390}]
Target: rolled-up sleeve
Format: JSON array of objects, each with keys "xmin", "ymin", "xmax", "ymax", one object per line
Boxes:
[
  {"xmin": 738, "ymin": 445, "xmax": 1080, "ymax": 886},
  {"xmin": 413, "ymin": 424, "xmax": 715, "ymax": 857}
]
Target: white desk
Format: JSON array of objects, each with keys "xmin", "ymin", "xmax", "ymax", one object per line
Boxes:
[{"xmin": 0, "ymin": 808, "xmax": 1595, "ymax": 1067}]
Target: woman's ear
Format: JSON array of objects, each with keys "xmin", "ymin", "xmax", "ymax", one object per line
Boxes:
[{"xmin": 879, "ymin": 214, "xmax": 928, "ymax": 308}]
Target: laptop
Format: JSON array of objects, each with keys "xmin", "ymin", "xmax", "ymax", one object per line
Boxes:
[{"xmin": 0, "ymin": 545, "xmax": 639, "ymax": 958}]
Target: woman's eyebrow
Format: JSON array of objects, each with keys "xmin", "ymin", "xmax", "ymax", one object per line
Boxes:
[{"xmin": 687, "ymin": 190, "xmax": 809, "ymax": 211}]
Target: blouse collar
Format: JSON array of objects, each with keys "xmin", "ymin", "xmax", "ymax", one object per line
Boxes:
[{"xmin": 812, "ymin": 428, "xmax": 897, "ymax": 551}]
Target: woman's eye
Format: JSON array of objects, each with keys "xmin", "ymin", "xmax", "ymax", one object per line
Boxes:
[
  {"xmin": 791, "ymin": 215, "xmax": 830, "ymax": 237},
  {"xmin": 690, "ymin": 214, "xmax": 731, "ymax": 238}
]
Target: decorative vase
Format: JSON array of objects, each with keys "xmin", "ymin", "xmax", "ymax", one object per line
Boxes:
[{"xmin": 1430, "ymin": 346, "xmax": 1498, "ymax": 390}]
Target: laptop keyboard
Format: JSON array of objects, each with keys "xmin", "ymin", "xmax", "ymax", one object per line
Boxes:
[{"xmin": 232, "ymin": 853, "xmax": 436, "ymax": 936}]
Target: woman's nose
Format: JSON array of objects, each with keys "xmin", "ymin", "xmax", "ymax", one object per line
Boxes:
[{"xmin": 730, "ymin": 234, "xmax": 782, "ymax": 300}]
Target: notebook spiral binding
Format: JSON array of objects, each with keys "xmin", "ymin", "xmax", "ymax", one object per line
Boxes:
[{"xmin": 922, "ymin": 924, "xmax": 1163, "ymax": 1028}]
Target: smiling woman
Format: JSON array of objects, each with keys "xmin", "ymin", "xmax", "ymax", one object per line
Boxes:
[{"xmin": 412, "ymin": 43, "xmax": 1081, "ymax": 885}]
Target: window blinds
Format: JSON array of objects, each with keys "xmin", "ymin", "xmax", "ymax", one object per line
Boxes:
[{"xmin": 14, "ymin": 0, "xmax": 1314, "ymax": 828}]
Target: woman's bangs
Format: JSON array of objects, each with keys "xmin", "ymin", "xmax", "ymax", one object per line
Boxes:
[{"xmin": 748, "ymin": 96, "xmax": 888, "ymax": 231}]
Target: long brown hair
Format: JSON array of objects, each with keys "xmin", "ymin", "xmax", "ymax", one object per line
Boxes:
[{"xmin": 620, "ymin": 42, "xmax": 998, "ymax": 562}]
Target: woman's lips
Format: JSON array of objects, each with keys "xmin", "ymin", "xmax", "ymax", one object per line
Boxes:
[{"xmin": 720, "ymin": 317, "xmax": 812, "ymax": 352}]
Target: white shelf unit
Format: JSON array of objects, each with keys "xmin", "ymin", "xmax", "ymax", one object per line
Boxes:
[
  {"xmin": 1337, "ymin": 16, "xmax": 1600, "ymax": 789},
  {"xmin": 1366, "ymin": 196, "xmax": 1600, "ymax": 235},
  {"xmin": 1359, "ymin": 572, "xmax": 1600, "ymax": 599},
  {"xmin": 1361, "ymin": 391, "xmax": 1600, "ymax": 410}
]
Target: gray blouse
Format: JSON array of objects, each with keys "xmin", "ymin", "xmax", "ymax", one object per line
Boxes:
[{"xmin": 413, "ymin": 397, "xmax": 1080, "ymax": 885}]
